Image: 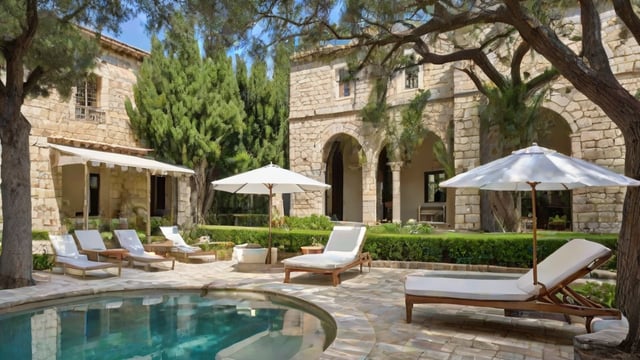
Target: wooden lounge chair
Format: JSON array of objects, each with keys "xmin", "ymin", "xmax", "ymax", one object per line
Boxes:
[
  {"xmin": 159, "ymin": 226, "xmax": 217, "ymax": 262},
  {"xmin": 404, "ymin": 238, "xmax": 620, "ymax": 332},
  {"xmin": 74, "ymin": 229, "xmax": 129, "ymax": 262},
  {"xmin": 282, "ymin": 224, "xmax": 370, "ymax": 286},
  {"xmin": 49, "ymin": 234, "xmax": 121, "ymax": 278},
  {"xmin": 113, "ymin": 229, "xmax": 175, "ymax": 271}
]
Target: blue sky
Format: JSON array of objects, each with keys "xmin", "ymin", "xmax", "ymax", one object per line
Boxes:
[
  {"xmin": 105, "ymin": 6, "xmax": 344, "ymax": 55},
  {"xmin": 105, "ymin": 14, "xmax": 153, "ymax": 52}
]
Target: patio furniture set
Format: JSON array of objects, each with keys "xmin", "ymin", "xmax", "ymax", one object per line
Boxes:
[
  {"xmin": 48, "ymin": 222, "xmax": 619, "ymax": 335},
  {"xmin": 48, "ymin": 226, "xmax": 218, "ymax": 277}
]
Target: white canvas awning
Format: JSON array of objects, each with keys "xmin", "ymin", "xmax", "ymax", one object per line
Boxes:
[{"xmin": 49, "ymin": 143, "xmax": 194, "ymax": 176}]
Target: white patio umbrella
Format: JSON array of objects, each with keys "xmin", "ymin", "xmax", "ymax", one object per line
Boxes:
[
  {"xmin": 440, "ymin": 143, "xmax": 640, "ymax": 285},
  {"xmin": 211, "ymin": 163, "xmax": 331, "ymax": 263}
]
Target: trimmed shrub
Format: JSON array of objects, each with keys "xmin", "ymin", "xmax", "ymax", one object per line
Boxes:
[
  {"xmin": 32, "ymin": 230, "xmax": 49, "ymax": 240},
  {"xmin": 195, "ymin": 225, "xmax": 617, "ymax": 267}
]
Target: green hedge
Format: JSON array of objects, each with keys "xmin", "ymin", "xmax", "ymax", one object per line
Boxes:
[
  {"xmin": 193, "ymin": 225, "xmax": 330, "ymax": 252},
  {"xmin": 32, "ymin": 230, "xmax": 50, "ymax": 240},
  {"xmin": 194, "ymin": 225, "xmax": 617, "ymax": 267}
]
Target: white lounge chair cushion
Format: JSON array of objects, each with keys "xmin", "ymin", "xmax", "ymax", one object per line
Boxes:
[
  {"xmin": 323, "ymin": 225, "xmax": 367, "ymax": 257},
  {"xmin": 404, "ymin": 239, "xmax": 611, "ymax": 302},
  {"xmin": 159, "ymin": 226, "xmax": 188, "ymax": 246},
  {"xmin": 516, "ymin": 238, "xmax": 610, "ymax": 295},
  {"xmin": 114, "ymin": 229, "xmax": 146, "ymax": 255},
  {"xmin": 75, "ymin": 230, "xmax": 108, "ymax": 251},
  {"xmin": 160, "ymin": 226, "xmax": 203, "ymax": 252},
  {"xmin": 172, "ymin": 244, "xmax": 202, "ymax": 253},
  {"xmin": 50, "ymin": 234, "xmax": 84, "ymax": 258},
  {"xmin": 56, "ymin": 256, "xmax": 112, "ymax": 269},
  {"xmin": 404, "ymin": 276, "xmax": 534, "ymax": 301},
  {"xmin": 282, "ymin": 253, "xmax": 357, "ymax": 269},
  {"xmin": 130, "ymin": 252, "xmax": 166, "ymax": 260},
  {"xmin": 282, "ymin": 224, "xmax": 367, "ymax": 272}
]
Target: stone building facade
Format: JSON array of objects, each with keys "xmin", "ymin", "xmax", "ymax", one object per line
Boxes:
[
  {"xmin": 288, "ymin": 9, "xmax": 634, "ymax": 234},
  {"xmin": 2, "ymin": 33, "xmax": 193, "ymax": 235}
]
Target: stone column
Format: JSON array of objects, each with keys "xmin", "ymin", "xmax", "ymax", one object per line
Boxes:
[
  {"xmin": 361, "ymin": 160, "xmax": 377, "ymax": 224},
  {"xmin": 389, "ymin": 161, "xmax": 403, "ymax": 223},
  {"xmin": 451, "ymin": 90, "xmax": 482, "ymax": 231}
]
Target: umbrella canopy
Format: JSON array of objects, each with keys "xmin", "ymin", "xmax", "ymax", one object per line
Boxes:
[
  {"xmin": 440, "ymin": 143, "xmax": 640, "ymax": 284},
  {"xmin": 211, "ymin": 163, "xmax": 331, "ymax": 194},
  {"xmin": 211, "ymin": 163, "xmax": 331, "ymax": 264},
  {"xmin": 440, "ymin": 144, "xmax": 640, "ymax": 191}
]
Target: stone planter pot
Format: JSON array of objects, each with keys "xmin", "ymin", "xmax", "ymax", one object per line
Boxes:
[{"xmin": 233, "ymin": 245, "xmax": 278, "ymax": 264}]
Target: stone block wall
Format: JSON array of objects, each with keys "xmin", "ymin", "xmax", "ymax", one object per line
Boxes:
[
  {"xmin": 0, "ymin": 37, "xmax": 194, "ymax": 234},
  {"xmin": 288, "ymin": 9, "xmax": 635, "ymax": 233}
]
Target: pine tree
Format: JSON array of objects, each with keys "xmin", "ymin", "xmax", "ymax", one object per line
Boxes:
[{"xmin": 125, "ymin": 14, "xmax": 247, "ymax": 224}]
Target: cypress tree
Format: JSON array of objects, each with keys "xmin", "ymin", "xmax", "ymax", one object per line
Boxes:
[{"xmin": 126, "ymin": 14, "xmax": 247, "ymax": 224}]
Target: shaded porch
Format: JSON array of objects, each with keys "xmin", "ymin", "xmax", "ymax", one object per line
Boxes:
[{"xmin": 48, "ymin": 138, "xmax": 194, "ymax": 237}]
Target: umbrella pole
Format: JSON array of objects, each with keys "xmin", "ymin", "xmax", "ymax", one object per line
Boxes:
[
  {"xmin": 266, "ymin": 186, "xmax": 273, "ymax": 264},
  {"xmin": 528, "ymin": 182, "xmax": 539, "ymax": 285}
]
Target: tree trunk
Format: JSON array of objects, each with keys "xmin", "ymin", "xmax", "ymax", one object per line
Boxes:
[
  {"xmin": 191, "ymin": 160, "xmax": 211, "ymax": 225},
  {"xmin": 503, "ymin": 4, "xmax": 640, "ymax": 350},
  {"xmin": 617, "ymin": 143, "xmax": 640, "ymax": 353},
  {"xmin": 480, "ymin": 119, "xmax": 520, "ymax": 232},
  {"xmin": 0, "ymin": 113, "xmax": 34, "ymax": 288}
]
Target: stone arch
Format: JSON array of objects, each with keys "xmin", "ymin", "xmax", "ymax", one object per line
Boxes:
[
  {"xmin": 535, "ymin": 107, "xmax": 572, "ymax": 153},
  {"xmin": 542, "ymin": 89, "xmax": 581, "ymax": 134},
  {"xmin": 529, "ymin": 107, "xmax": 574, "ymax": 230}
]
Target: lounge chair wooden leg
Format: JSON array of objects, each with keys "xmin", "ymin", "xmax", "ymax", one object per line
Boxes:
[
  {"xmin": 406, "ymin": 299, "xmax": 413, "ymax": 323},
  {"xmin": 284, "ymin": 269, "xmax": 291, "ymax": 283},
  {"xmin": 585, "ymin": 316, "xmax": 594, "ymax": 333},
  {"xmin": 332, "ymin": 272, "xmax": 340, "ymax": 286}
]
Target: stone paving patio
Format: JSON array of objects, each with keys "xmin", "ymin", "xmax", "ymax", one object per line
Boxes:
[{"xmin": 0, "ymin": 261, "xmax": 589, "ymax": 359}]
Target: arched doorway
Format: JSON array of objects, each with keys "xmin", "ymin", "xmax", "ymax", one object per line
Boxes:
[
  {"xmin": 376, "ymin": 147, "xmax": 392, "ymax": 222},
  {"xmin": 327, "ymin": 141, "xmax": 344, "ymax": 220},
  {"xmin": 324, "ymin": 135, "xmax": 363, "ymax": 222}
]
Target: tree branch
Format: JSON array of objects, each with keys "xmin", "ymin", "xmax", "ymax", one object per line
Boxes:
[
  {"xmin": 502, "ymin": 0, "xmax": 597, "ymax": 81},
  {"xmin": 23, "ymin": 66, "xmax": 45, "ymax": 96},
  {"xmin": 2, "ymin": 0, "xmax": 39, "ymax": 102},
  {"xmin": 59, "ymin": 3, "xmax": 91, "ymax": 23},
  {"xmin": 457, "ymin": 67, "xmax": 489, "ymax": 96},
  {"xmin": 413, "ymin": 40, "xmax": 507, "ymax": 89},
  {"xmin": 525, "ymin": 68, "xmax": 560, "ymax": 96},
  {"xmin": 400, "ymin": 4, "xmax": 510, "ymax": 40},
  {"xmin": 511, "ymin": 41, "xmax": 530, "ymax": 85},
  {"xmin": 612, "ymin": 0, "xmax": 640, "ymax": 41},
  {"xmin": 579, "ymin": 0, "xmax": 614, "ymax": 76}
]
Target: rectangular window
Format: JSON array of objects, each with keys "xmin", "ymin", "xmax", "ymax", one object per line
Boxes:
[
  {"xmin": 338, "ymin": 69, "xmax": 351, "ymax": 97},
  {"xmin": 405, "ymin": 65, "xmax": 419, "ymax": 89},
  {"xmin": 424, "ymin": 170, "xmax": 446, "ymax": 203},
  {"xmin": 75, "ymin": 75, "xmax": 105, "ymax": 122}
]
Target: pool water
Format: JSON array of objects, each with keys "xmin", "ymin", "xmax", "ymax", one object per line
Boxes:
[{"xmin": 0, "ymin": 289, "xmax": 335, "ymax": 360}]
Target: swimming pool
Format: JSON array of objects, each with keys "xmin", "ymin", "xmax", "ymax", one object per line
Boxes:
[{"xmin": 0, "ymin": 289, "xmax": 336, "ymax": 359}]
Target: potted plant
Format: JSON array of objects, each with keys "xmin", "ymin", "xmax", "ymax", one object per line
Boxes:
[{"xmin": 301, "ymin": 237, "xmax": 324, "ymax": 254}]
